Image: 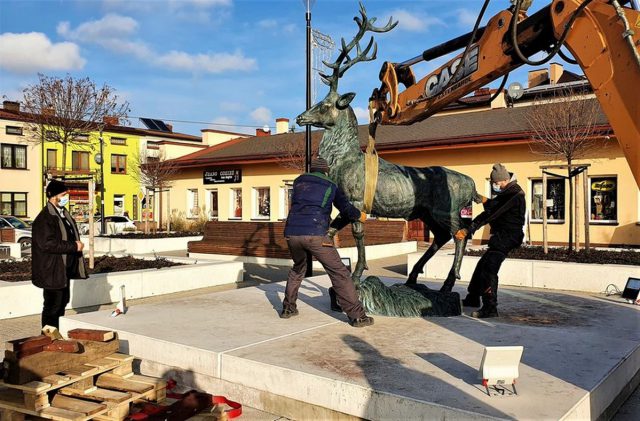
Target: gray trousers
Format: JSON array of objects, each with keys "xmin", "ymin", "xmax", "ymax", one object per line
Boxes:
[{"xmin": 283, "ymin": 235, "xmax": 366, "ymax": 320}]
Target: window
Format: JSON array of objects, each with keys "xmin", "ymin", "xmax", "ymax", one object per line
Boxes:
[
  {"xmin": 111, "ymin": 154, "xmax": 127, "ymax": 174},
  {"xmin": 279, "ymin": 183, "xmax": 294, "ymax": 219},
  {"xmin": 6, "ymin": 126, "xmax": 22, "ymax": 135},
  {"xmin": 590, "ymin": 177, "xmax": 617, "ymax": 223},
  {"xmin": 0, "ymin": 192, "xmax": 27, "ymax": 217},
  {"xmin": 530, "ymin": 178, "xmax": 565, "ymax": 222},
  {"xmin": 113, "ymin": 195, "xmax": 125, "ymax": 216},
  {"xmin": 253, "ymin": 187, "xmax": 270, "ymax": 219},
  {"xmin": 71, "ymin": 151, "xmax": 89, "ymax": 170},
  {"xmin": 187, "ymin": 189, "xmax": 199, "ymax": 218},
  {"xmin": 74, "ymin": 134, "xmax": 90, "ymax": 142},
  {"xmin": 46, "ymin": 149, "xmax": 57, "ymax": 169},
  {"xmin": 132, "ymin": 195, "xmax": 139, "ymax": 221},
  {"xmin": 208, "ymin": 190, "xmax": 219, "ymax": 220},
  {"xmin": 1, "ymin": 144, "xmax": 27, "ymax": 169},
  {"xmin": 110, "ymin": 137, "xmax": 127, "ymax": 145},
  {"xmin": 230, "ymin": 188, "xmax": 242, "ymax": 219}
]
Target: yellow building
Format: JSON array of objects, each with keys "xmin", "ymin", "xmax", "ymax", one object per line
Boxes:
[{"xmin": 167, "ymin": 88, "xmax": 639, "ymax": 247}]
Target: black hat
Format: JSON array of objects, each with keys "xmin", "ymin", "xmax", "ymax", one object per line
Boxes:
[
  {"xmin": 310, "ymin": 157, "xmax": 329, "ymax": 174},
  {"xmin": 46, "ymin": 179, "xmax": 68, "ymax": 198}
]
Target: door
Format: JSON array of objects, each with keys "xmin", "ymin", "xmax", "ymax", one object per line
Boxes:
[{"xmin": 209, "ymin": 190, "xmax": 218, "ymax": 220}]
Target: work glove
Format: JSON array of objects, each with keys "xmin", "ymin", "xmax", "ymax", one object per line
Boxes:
[
  {"xmin": 322, "ymin": 227, "xmax": 338, "ymax": 247},
  {"xmin": 359, "ymin": 211, "xmax": 367, "ymax": 223},
  {"xmin": 479, "ymin": 195, "xmax": 488, "ymax": 204},
  {"xmin": 454, "ymin": 228, "xmax": 469, "ymax": 241}
]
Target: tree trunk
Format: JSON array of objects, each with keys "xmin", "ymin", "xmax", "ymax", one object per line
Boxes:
[
  {"xmin": 567, "ymin": 164, "xmax": 573, "ymax": 252},
  {"xmin": 159, "ymin": 187, "xmax": 163, "ymax": 231}
]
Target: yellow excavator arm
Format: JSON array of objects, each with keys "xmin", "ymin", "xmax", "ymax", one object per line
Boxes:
[{"xmin": 370, "ymin": 0, "xmax": 640, "ymax": 186}]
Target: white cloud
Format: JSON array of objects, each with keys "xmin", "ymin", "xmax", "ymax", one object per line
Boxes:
[
  {"xmin": 456, "ymin": 8, "xmax": 478, "ymax": 26},
  {"xmin": 391, "ymin": 9, "xmax": 445, "ymax": 32},
  {"xmin": 283, "ymin": 23, "xmax": 297, "ymax": 33},
  {"xmin": 58, "ymin": 15, "xmax": 256, "ymax": 74},
  {"xmin": 258, "ymin": 19, "xmax": 278, "ymax": 29},
  {"xmin": 209, "ymin": 116, "xmax": 236, "ymax": 130},
  {"xmin": 57, "ymin": 14, "xmax": 138, "ymax": 42},
  {"xmin": 352, "ymin": 106, "xmax": 369, "ymax": 123},
  {"xmin": 0, "ymin": 32, "xmax": 85, "ymax": 73},
  {"xmin": 250, "ymin": 106, "xmax": 272, "ymax": 125},
  {"xmin": 219, "ymin": 101, "xmax": 246, "ymax": 112},
  {"xmin": 170, "ymin": 0, "xmax": 231, "ymax": 8},
  {"xmin": 155, "ymin": 50, "xmax": 256, "ymax": 73}
]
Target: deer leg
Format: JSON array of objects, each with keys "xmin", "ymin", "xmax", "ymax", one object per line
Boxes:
[
  {"xmin": 406, "ymin": 232, "xmax": 449, "ymax": 285},
  {"xmin": 351, "ymin": 220, "xmax": 368, "ymax": 280},
  {"xmin": 440, "ymin": 236, "xmax": 468, "ymax": 293}
]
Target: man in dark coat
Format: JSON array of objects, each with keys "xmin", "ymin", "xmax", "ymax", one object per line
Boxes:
[
  {"xmin": 282, "ymin": 157, "xmax": 373, "ymax": 327},
  {"xmin": 454, "ymin": 163, "xmax": 526, "ymax": 318},
  {"xmin": 32, "ymin": 179, "xmax": 87, "ymax": 328}
]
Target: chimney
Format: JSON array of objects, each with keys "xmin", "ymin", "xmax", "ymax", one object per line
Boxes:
[
  {"xmin": 165, "ymin": 124, "xmax": 173, "ymax": 132},
  {"xmin": 103, "ymin": 116, "xmax": 119, "ymax": 126},
  {"xmin": 2, "ymin": 101, "xmax": 20, "ymax": 113},
  {"xmin": 276, "ymin": 118, "xmax": 290, "ymax": 134},
  {"xmin": 256, "ymin": 125, "xmax": 271, "ymax": 137},
  {"xmin": 549, "ymin": 62, "xmax": 563, "ymax": 84},
  {"xmin": 528, "ymin": 69, "xmax": 549, "ymax": 88}
]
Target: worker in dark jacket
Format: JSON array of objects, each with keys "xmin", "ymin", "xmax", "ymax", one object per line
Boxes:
[
  {"xmin": 282, "ymin": 158, "xmax": 373, "ymax": 327},
  {"xmin": 32, "ymin": 180, "xmax": 87, "ymax": 328},
  {"xmin": 454, "ymin": 164, "xmax": 525, "ymax": 318}
]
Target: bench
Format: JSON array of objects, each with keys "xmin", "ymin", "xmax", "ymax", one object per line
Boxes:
[{"xmin": 188, "ymin": 220, "xmax": 407, "ymax": 258}]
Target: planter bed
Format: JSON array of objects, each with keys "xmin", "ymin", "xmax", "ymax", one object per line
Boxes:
[
  {"xmin": 81, "ymin": 235, "xmax": 203, "ymax": 254},
  {"xmin": 408, "ymin": 249, "xmax": 640, "ymax": 293},
  {"xmin": 0, "ymin": 254, "xmax": 243, "ymax": 320}
]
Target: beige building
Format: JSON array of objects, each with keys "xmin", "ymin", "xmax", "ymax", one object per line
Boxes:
[{"xmin": 0, "ymin": 102, "xmax": 42, "ymax": 220}]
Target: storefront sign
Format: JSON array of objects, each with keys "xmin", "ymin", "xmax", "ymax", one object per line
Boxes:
[
  {"xmin": 203, "ymin": 169, "xmax": 242, "ymax": 184},
  {"xmin": 591, "ymin": 179, "xmax": 615, "ymax": 191}
]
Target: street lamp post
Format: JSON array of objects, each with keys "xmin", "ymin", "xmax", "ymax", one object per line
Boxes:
[
  {"xmin": 99, "ymin": 129, "xmax": 105, "ymax": 234},
  {"xmin": 304, "ymin": 0, "xmax": 314, "ymax": 277}
]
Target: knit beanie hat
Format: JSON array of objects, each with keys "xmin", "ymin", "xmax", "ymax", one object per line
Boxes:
[
  {"xmin": 490, "ymin": 163, "xmax": 510, "ymax": 182},
  {"xmin": 46, "ymin": 179, "xmax": 68, "ymax": 198},
  {"xmin": 310, "ymin": 157, "xmax": 329, "ymax": 174}
]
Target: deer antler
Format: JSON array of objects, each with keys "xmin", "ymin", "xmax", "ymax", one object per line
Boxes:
[{"xmin": 320, "ymin": 2, "xmax": 397, "ymax": 92}]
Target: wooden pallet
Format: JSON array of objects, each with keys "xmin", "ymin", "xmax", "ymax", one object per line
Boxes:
[{"xmin": 0, "ymin": 353, "xmax": 166, "ymax": 421}]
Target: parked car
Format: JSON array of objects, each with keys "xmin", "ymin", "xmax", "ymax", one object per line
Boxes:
[
  {"xmin": 0, "ymin": 215, "xmax": 32, "ymax": 249},
  {"xmin": 79, "ymin": 215, "xmax": 137, "ymax": 235}
]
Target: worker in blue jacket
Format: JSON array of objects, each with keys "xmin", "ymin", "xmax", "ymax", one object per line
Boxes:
[{"xmin": 282, "ymin": 157, "xmax": 373, "ymax": 327}]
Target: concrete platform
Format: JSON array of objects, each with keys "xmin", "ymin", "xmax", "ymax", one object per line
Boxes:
[{"xmin": 60, "ymin": 276, "xmax": 640, "ymax": 420}]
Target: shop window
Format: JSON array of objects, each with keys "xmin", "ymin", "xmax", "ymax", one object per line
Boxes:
[
  {"xmin": 253, "ymin": 187, "xmax": 270, "ymax": 219},
  {"xmin": 110, "ymin": 154, "xmax": 127, "ymax": 174},
  {"xmin": 187, "ymin": 189, "xmax": 199, "ymax": 218},
  {"xmin": 279, "ymin": 183, "xmax": 294, "ymax": 219},
  {"xmin": 208, "ymin": 190, "xmax": 219, "ymax": 220},
  {"xmin": 1, "ymin": 144, "xmax": 27, "ymax": 169},
  {"xmin": 0, "ymin": 192, "xmax": 27, "ymax": 217},
  {"xmin": 6, "ymin": 126, "xmax": 23, "ymax": 135},
  {"xmin": 230, "ymin": 188, "xmax": 242, "ymax": 219},
  {"xmin": 530, "ymin": 178, "xmax": 565, "ymax": 222},
  {"xmin": 72, "ymin": 151, "xmax": 89, "ymax": 170},
  {"xmin": 46, "ymin": 149, "xmax": 57, "ymax": 169},
  {"xmin": 113, "ymin": 195, "xmax": 125, "ymax": 216},
  {"xmin": 590, "ymin": 177, "xmax": 617, "ymax": 223}
]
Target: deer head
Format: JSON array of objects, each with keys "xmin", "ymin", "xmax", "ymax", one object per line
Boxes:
[{"xmin": 296, "ymin": 3, "xmax": 397, "ymax": 129}]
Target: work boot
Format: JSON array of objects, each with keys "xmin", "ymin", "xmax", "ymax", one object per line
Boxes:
[
  {"xmin": 280, "ymin": 308, "xmax": 299, "ymax": 319},
  {"xmin": 328, "ymin": 287, "xmax": 343, "ymax": 312},
  {"xmin": 462, "ymin": 293, "xmax": 481, "ymax": 307},
  {"xmin": 349, "ymin": 316, "xmax": 374, "ymax": 327},
  {"xmin": 471, "ymin": 275, "xmax": 499, "ymax": 318}
]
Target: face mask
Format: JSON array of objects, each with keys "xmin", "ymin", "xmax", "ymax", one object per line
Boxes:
[
  {"xmin": 58, "ymin": 195, "xmax": 69, "ymax": 208},
  {"xmin": 492, "ymin": 183, "xmax": 502, "ymax": 193}
]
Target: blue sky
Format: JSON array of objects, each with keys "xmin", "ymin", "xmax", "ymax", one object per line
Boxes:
[{"xmin": 0, "ymin": 0, "xmax": 574, "ymax": 136}]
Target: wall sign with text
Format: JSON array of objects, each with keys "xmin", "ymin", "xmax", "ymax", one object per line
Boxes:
[{"xmin": 203, "ymin": 169, "xmax": 242, "ymax": 184}]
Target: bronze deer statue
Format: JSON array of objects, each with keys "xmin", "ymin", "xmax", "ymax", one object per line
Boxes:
[{"xmin": 296, "ymin": 4, "xmax": 482, "ymax": 293}]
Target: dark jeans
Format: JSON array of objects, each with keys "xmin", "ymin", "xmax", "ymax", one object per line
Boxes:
[
  {"xmin": 283, "ymin": 235, "xmax": 366, "ymax": 320},
  {"xmin": 468, "ymin": 231, "xmax": 523, "ymax": 297},
  {"xmin": 42, "ymin": 284, "xmax": 70, "ymax": 328}
]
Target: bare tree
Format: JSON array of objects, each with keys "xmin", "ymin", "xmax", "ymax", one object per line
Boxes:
[
  {"xmin": 275, "ymin": 139, "xmax": 319, "ymax": 173},
  {"xmin": 129, "ymin": 149, "xmax": 178, "ymax": 231},
  {"xmin": 525, "ymin": 88, "xmax": 605, "ymax": 251},
  {"xmin": 21, "ymin": 74, "xmax": 129, "ymax": 170}
]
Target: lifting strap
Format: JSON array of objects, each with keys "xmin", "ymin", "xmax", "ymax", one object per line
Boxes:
[{"xmin": 363, "ymin": 101, "xmax": 380, "ymax": 213}]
